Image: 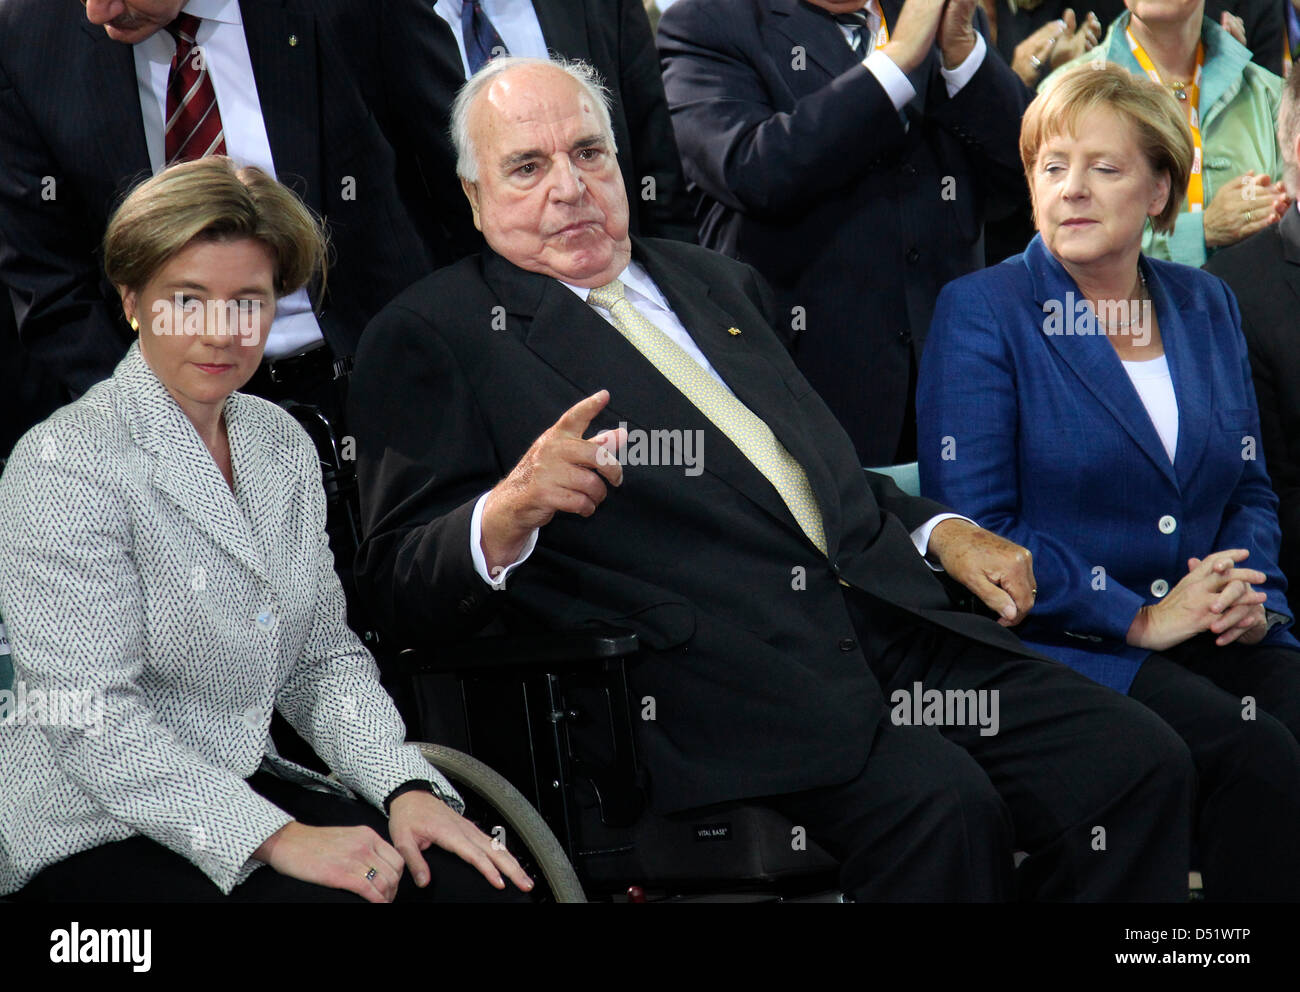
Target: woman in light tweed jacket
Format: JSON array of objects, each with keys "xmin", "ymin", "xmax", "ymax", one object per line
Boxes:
[{"xmin": 0, "ymin": 158, "xmax": 531, "ymax": 903}]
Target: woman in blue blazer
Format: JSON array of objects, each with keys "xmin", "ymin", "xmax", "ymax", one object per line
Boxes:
[{"xmin": 919, "ymin": 64, "xmax": 1300, "ymax": 900}]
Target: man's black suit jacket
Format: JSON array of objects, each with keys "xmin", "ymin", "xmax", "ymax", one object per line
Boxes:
[
  {"xmin": 657, "ymin": 0, "xmax": 1029, "ymax": 464},
  {"xmin": 532, "ymin": 0, "xmax": 695, "ymax": 242},
  {"xmin": 350, "ymin": 235, "xmax": 1037, "ymax": 814},
  {"xmin": 0, "ymin": 0, "xmax": 476, "ymax": 402},
  {"xmin": 1204, "ymin": 204, "xmax": 1300, "ymax": 590}
]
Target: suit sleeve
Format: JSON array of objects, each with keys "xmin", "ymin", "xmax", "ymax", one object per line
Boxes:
[
  {"xmin": 924, "ymin": 8, "xmax": 1031, "ymax": 221},
  {"xmin": 917, "ymin": 279, "xmax": 1149, "ymax": 641},
  {"xmin": 376, "ymin": 0, "xmax": 480, "ymax": 261},
  {"xmin": 1236, "ymin": 287, "xmax": 1300, "ymax": 588},
  {"xmin": 0, "ymin": 421, "xmax": 293, "ymax": 896},
  {"xmin": 1207, "ymin": 281, "xmax": 1294, "ymax": 627},
  {"xmin": 0, "ymin": 53, "xmax": 131, "ymax": 397},
  {"xmin": 658, "ymin": 2, "xmax": 1026, "ymax": 220},
  {"xmin": 351, "ymin": 299, "xmax": 506, "ymax": 649},
  {"xmin": 657, "ymin": 0, "xmax": 912, "ymax": 217},
  {"xmin": 273, "ymin": 432, "xmax": 463, "ymax": 813},
  {"xmin": 618, "ymin": 0, "xmax": 696, "ymax": 241}
]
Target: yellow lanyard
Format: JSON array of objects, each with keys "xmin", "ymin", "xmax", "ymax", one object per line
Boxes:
[
  {"xmin": 874, "ymin": 8, "xmax": 889, "ymax": 50},
  {"xmin": 1127, "ymin": 29, "xmax": 1205, "ymax": 213}
]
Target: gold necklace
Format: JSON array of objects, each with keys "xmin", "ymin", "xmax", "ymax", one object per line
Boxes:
[{"xmin": 1096, "ymin": 269, "xmax": 1149, "ymax": 329}]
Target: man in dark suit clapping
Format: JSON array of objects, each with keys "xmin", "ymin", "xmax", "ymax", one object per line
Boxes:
[
  {"xmin": 657, "ymin": 0, "xmax": 1030, "ymax": 464},
  {"xmin": 351, "ymin": 55, "xmax": 1197, "ymax": 901}
]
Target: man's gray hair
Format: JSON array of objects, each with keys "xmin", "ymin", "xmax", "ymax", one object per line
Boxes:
[
  {"xmin": 451, "ymin": 56, "xmax": 618, "ymax": 183},
  {"xmin": 1280, "ymin": 66, "xmax": 1300, "ymax": 194}
]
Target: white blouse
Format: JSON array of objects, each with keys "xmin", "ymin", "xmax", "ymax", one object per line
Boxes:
[{"xmin": 1121, "ymin": 353, "xmax": 1179, "ymax": 465}]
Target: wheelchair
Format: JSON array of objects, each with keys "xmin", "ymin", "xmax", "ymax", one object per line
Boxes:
[{"xmin": 290, "ymin": 400, "xmax": 852, "ymax": 903}]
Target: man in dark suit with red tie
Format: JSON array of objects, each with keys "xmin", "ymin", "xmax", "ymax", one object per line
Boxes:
[{"xmin": 0, "ymin": 0, "xmax": 475, "ymax": 449}]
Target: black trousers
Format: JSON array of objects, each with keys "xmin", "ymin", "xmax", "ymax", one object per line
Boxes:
[
  {"xmin": 11, "ymin": 770, "xmax": 529, "ymax": 903},
  {"xmin": 1129, "ymin": 636, "xmax": 1300, "ymax": 902},
  {"xmin": 762, "ymin": 593, "xmax": 1195, "ymax": 902}
]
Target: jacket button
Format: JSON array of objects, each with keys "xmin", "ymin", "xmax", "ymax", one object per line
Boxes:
[
  {"xmin": 254, "ymin": 606, "xmax": 277, "ymax": 632},
  {"xmin": 839, "ymin": 637, "xmax": 857, "ymax": 652},
  {"xmin": 906, "ymin": 247, "xmax": 920, "ymax": 264},
  {"xmin": 1158, "ymin": 515, "xmax": 1177, "ymax": 534},
  {"xmin": 1150, "ymin": 579, "xmax": 1169, "ymax": 598},
  {"xmin": 457, "ymin": 597, "xmax": 475, "ymax": 615},
  {"xmin": 901, "ymin": 164, "xmax": 917, "ymax": 177},
  {"xmin": 898, "ymin": 328, "xmax": 913, "ymax": 345}
]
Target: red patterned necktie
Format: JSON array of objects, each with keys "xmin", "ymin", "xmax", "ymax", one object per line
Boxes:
[{"xmin": 164, "ymin": 12, "xmax": 226, "ymax": 164}]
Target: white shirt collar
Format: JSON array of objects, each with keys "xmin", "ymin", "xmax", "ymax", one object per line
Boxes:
[
  {"xmin": 560, "ymin": 259, "xmax": 669, "ymax": 311},
  {"xmin": 177, "ymin": 0, "xmax": 242, "ymax": 26}
]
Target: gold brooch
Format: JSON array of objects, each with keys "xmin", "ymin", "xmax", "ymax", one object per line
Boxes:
[{"xmin": 726, "ymin": 327, "xmax": 741, "ymax": 336}]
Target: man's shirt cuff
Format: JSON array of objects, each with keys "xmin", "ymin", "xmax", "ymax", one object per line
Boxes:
[
  {"xmin": 910, "ymin": 513, "xmax": 975, "ymax": 571},
  {"xmin": 940, "ymin": 32, "xmax": 986, "ymax": 97},
  {"xmin": 470, "ymin": 492, "xmax": 539, "ymax": 590},
  {"xmin": 864, "ymin": 49, "xmax": 917, "ymax": 111}
]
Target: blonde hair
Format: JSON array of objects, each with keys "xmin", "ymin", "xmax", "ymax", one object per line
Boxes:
[
  {"xmin": 104, "ymin": 156, "xmax": 327, "ymax": 297},
  {"xmin": 1022, "ymin": 62, "xmax": 1194, "ymax": 234}
]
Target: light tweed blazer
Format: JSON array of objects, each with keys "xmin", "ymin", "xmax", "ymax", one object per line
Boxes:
[{"xmin": 0, "ymin": 343, "xmax": 461, "ymax": 896}]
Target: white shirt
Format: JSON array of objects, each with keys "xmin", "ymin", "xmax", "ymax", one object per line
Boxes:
[
  {"xmin": 432, "ymin": 0, "xmax": 550, "ymax": 78},
  {"xmin": 470, "ymin": 261, "xmax": 963, "ymax": 588},
  {"xmin": 132, "ymin": 0, "xmax": 323, "ymax": 359},
  {"xmin": 1122, "ymin": 354, "xmax": 1179, "ymax": 464}
]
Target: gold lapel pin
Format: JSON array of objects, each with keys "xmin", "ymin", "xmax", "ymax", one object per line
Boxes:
[
  {"xmin": 289, "ymin": 34, "xmax": 298, "ymax": 47},
  {"xmin": 726, "ymin": 326, "xmax": 741, "ymax": 336}
]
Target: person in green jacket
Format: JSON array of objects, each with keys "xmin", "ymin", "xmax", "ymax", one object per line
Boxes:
[{"xmin": 1041, "ymin": 0, "xmax": 1290, "ymax": 266}]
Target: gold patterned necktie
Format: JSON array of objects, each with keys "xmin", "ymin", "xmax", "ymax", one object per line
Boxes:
[{"xmin": 587, "ymin": 279, "xmax": 827, "ymax": 555}]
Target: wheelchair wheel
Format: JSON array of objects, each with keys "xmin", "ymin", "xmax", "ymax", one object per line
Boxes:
[{"xmin": 415, "ymin": 742, "xmax": 587, "ymax": 903}]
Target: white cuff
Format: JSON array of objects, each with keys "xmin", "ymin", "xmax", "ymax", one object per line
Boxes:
[
  {"xmin": 864, "ymin": 49, "xmax": 917, "ymax": 112},
  {"xmin": 940, "ymin": 32, "xmax": 986, "ymax": 97},
  {"xmin": 910, "ymin": 513, "xmax": 975, "ymax": 571},
  {"xmin": 470, "ymin": 492, "xmax": 539, "ymax": 590}
]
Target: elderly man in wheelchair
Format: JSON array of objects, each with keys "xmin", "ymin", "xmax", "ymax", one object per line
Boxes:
[{"xmin": 344, "ymin": 56, "xmax": 1198, "ymax": 904}]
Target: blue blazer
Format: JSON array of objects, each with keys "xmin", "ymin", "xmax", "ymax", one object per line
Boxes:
[{"xmin": 918, "ymin": 234, "xmax": 1297, "ymax": 693}]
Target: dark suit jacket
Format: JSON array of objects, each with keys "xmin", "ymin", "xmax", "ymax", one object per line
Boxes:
[
  {"xmin": 1206, "ymin": 0, "xmax": 1286, "ymax": 76},
  {"xmin": 657, "ymin": 0, "xmax": 1030, "ymax": 464},
  {"xmin": 0, "ymin": 0, "xmax": 475, "ymax": 404},
  {"xmin": 533, "ymin": 0, "xmax": 695, "ymax": 242},
  {"xmin": 350, "ymin": 235, "xmax": 1039, "ymax": 814},
  {"xmin": 1205, "ymin": 204, "xmax": 1300, "ymax": 590},
  {"xmin": 922, "ymin": 234, "xmax": 1296, "ymax": 694}
]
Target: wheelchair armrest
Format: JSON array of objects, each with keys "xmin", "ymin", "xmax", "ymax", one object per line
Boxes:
[{"xmin": 396, "ymin": 626, "xmax": 639, "ymax": 675}]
